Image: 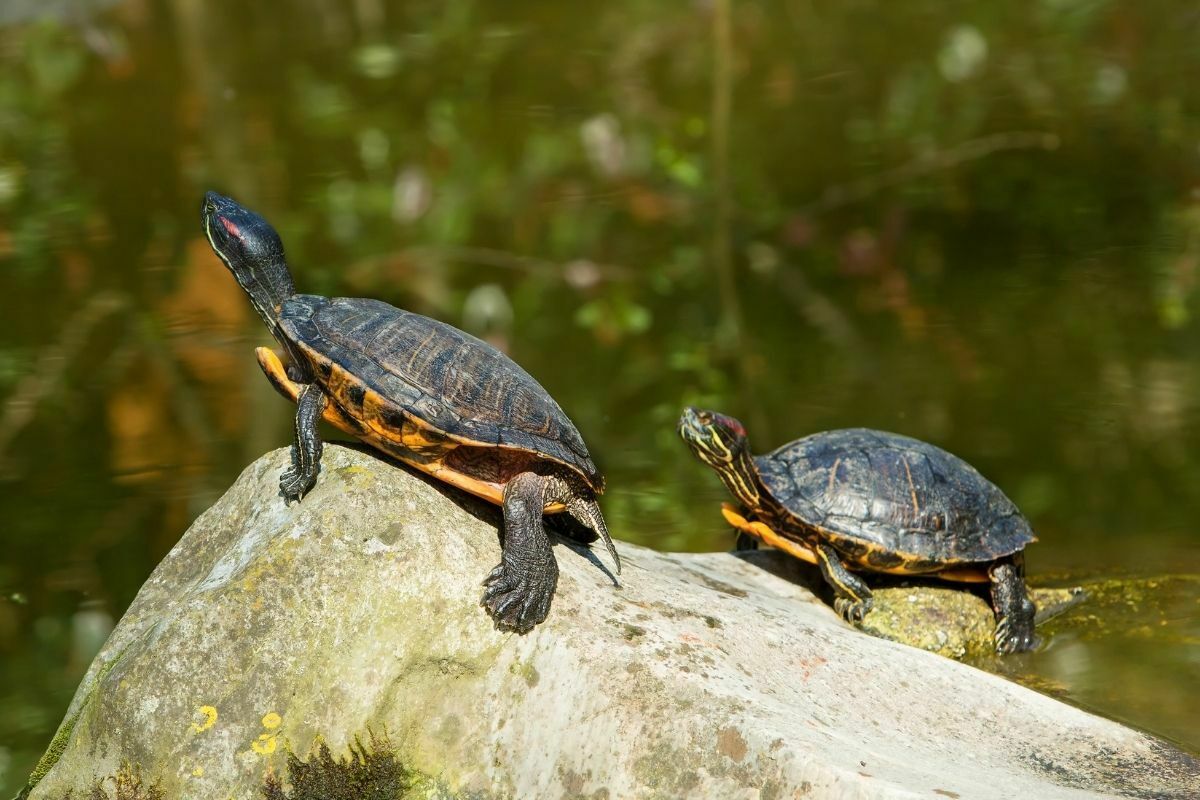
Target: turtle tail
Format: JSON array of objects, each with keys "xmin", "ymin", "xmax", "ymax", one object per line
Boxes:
[{"xmin": 567, "ymin": 496, "xmax": 621, "ymax": 576}]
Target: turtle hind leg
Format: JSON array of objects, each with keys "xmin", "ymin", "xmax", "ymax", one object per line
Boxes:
[
  {"xmin": 481, "ymin": 472, "xmax": 558, "ymax": 633},
  {"xmin": 734, "ymin": 532, "xmax": 759, "ymax": 552},
  {"xmin": 564, "ymin": 494, "xmax": 621, "ymax": 576},
  {"xmin": 814, "ymin": 543, "xmax": 873, "ymax": 623},
  {"xmin": 989, "ymin": 555, "xmax": 1037, "ymax": 654},
  {"xmin": 280, "ymin": 383, "xmax": 327, "ymax": 503}
]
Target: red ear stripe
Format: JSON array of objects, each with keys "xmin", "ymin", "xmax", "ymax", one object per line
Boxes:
[
  {"xmin": 220, "ymin": 217, "xmax": 242, "ymax": 238},
  {"xmin": 717, "ymin": 414, "xmax": 746, "ymax": 437}
]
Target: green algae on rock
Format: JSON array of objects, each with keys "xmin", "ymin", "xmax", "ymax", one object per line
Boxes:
[
  {"xmin": 858, "ymin": 583, "xmax": 1085, "ymax": 660},
  {"xmin": 733, "ymin": 547, "xmax": 1086, "ymax": 660}
]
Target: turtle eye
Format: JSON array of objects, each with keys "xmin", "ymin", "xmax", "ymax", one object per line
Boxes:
[{"xmin": 696, "ymin": 410, "xmax": 712, "ymax": 424}]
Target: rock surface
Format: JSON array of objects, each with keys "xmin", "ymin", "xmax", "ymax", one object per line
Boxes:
[{"xmin": 22, "ymin": 445, "xmax": 1200, "ymax": 799}]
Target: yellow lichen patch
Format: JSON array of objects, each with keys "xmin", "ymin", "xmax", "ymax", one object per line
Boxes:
[
  {"xmin": 239, "ymin": 558, "xmax": 280, "ymax": 594},
  {"xmin": 252, "ymin": 733, "xmax": 278, "ymax": 755},
  {"xmin": 262, "ymin": 712, "xmax": 282, "ymax": 729},
  {"xmin": 191, "ymin": 766, "xmax": 204, "ymax": 777},
  {"xmin": 191, "ymin": 705, "xmax": 218, "ymax": 733}
]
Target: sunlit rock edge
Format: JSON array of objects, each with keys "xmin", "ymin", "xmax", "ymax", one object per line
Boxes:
[{"xmin": 20, "ymin": 445, "xmax": 1200, "ymax": 800}]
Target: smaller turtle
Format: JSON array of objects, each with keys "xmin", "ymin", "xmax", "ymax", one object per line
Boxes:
[
  {"xmin": 202, "ymin": 191, "xmax": 619, "ymax": 634},
  {"xmin": 678, "ymin": 408, "xmax": 1037, "ymax": 654}
]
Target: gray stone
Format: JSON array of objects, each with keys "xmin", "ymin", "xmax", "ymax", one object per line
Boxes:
[{"xmin": 22, "ymin": 445, "xmax": 1200, "ymax": 799}]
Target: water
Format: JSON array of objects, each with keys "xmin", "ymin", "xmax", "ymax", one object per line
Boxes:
[{"xmin": 1, "ymin": 0, "xmax": 1199, "ymax": 790}]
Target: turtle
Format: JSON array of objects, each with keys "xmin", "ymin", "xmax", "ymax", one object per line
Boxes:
[
  {"xmin": 201, "ymin": 191, "xmax": 619, "ymax": 633},
  {"xmin": 677, "ymin": 407, "xmax": 1038, "ymax": 654}
]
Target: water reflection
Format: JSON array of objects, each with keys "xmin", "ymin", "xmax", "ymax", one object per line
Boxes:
[{"xmin": 2, "ymin": 0, "xmax": 1199, "ymax": 789}]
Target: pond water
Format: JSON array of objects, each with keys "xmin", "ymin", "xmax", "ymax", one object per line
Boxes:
[{"xmin": 1, "ymin": 0, "xmax": 1198, "ymax": 790}]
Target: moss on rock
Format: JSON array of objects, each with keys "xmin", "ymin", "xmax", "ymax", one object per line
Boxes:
[
  {"xmin": 859, "ymin": 584, "xmax": 1085, "ymax": 659},
  {"xmin": 261, "ymin": 730, "xmax": 411, "ymax": 800}
]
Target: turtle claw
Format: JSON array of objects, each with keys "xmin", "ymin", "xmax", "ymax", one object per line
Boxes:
[
  {"xmin": 482, "ymin": 564, "xmax": 506, "ymax": 586},
  {"xmin": 480, "ymin": 561, "xmax": 556, "ymax": 634},
  {"xmin": 834, "ymin": 596, "xmax": 872, "ymax": 624},
  {"xmin": 994, "ymin": 610, "xmax": 1038, "ymax": 655},
  {"xmin": 279, "ymin": 467, "xmax": 316, "ymax": 504}
]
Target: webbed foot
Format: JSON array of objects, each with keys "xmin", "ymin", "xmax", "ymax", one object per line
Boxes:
[
  {"xmin": 480, "ymin": 559, "xmax": 558, "ymax": 634},
  {"xmin": 483, "ymin": 471, "xmax": 565, "ymax": 633},
  {"xmin": 994, "ymin": 596, "xmax": 1038, "ymax": 654}
]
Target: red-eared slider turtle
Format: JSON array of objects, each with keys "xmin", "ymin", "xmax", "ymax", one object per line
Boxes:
[
  {"xmin": 678, "ymin": 408, "xmax": 1037, "ymax": 653},
  {"xmin": 201, "ymin": 192, "xmax": 619, "ymax": 633}
]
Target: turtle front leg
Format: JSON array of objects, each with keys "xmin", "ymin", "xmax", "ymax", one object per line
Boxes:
[
  {"xmin": 481, "ymin": 472, "xmax": 558, "ymax": 633},
  {"xmin": 280, "ymin": 383, "xmax": 327, "ymax": 503},
  {"xmin": 989, "ymin": 555, "xmax": 1037, "ymax": 654},
  {"xmin": 814, "ymin": 543, "xmax": 873, "ymax": 623}
]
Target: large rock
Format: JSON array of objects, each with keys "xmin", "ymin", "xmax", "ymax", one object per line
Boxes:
[{"xmin": 21, "ymin": 445, "xmax": 1199, "ymax": 799}]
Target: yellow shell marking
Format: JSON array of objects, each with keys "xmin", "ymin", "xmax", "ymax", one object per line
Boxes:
[
  {"xmin": 721, "ymin": 504, "xmax": 818, "ymax": 566},
  {"xmin": 255, "ymin": 347, "xmax": 568, "ymax": 512},
  {"xmin": 721, "ymin": 503, "xmax": 990, "ymax": 583}
]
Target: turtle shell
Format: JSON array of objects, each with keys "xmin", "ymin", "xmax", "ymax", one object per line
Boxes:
[
  {"xmin": 754, "ymin": 428, "xmax": 1033, "ymax": 566},
  {"xmin": 279, "ymin": 294, "xmax": 601, "ymax": 490}
]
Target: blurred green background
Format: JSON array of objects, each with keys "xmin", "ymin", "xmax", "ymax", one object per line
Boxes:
[{"xmin": 1, "ymin": 0, "xmax": 1198, "ymax": 789}]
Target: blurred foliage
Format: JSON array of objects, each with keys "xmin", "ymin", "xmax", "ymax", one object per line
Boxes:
[{"xmin": 1, "ymin": 0, "xmax": 1200, "ymax": 790}]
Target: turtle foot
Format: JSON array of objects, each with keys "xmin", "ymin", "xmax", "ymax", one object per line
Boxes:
[
  {"xmin": 480, "ymin": 561, "xmax": 557, "ymax": 634},
  {"xmin": 834, "ymin": 595, "xmax": 872, "ymax": 624},
  {"xmin": 994, "ymin": 600, "xmax": 1038, "ymax": 654},
  {"xmin": 279, "ymin": 466, "xmax": 317, "ymax": 504}
]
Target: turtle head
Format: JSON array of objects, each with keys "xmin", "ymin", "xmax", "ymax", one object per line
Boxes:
[
  {"xmin": 679, "ymin": 407, "xmax": 761, "ymax": 507},
  {"xmin": 678, "ymin": 407, "xmax": 750, "ymax": 467},
  {"xmin": 202, "ymin": 192, "xmax": 286, "ymax": 277},
  {"xmin": 202, "ymin": 191, "xmax": 296, "ymax": 335}
]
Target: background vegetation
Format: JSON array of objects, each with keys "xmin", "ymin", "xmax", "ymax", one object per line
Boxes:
[{"xmin": 1, "ymin": 0, "xmax": 1198, "ymax": 789}]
